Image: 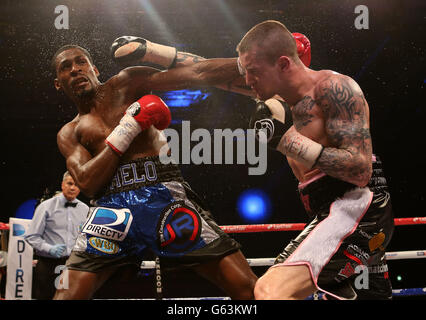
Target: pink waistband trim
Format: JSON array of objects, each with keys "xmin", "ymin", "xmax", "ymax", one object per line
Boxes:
[{"xmin": 298, "ymin": 172, "xmax": 327, "ymax": 190}]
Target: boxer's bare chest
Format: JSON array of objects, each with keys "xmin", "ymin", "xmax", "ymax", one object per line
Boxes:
[
  {"xmin": 290, "ymin": 69, "xmax": 339, "ymax": 144},
  {"xmin": 75, "ymin": 92, "xmax": 130, "ymax": 155},
  {"xmin": 73, "ymin": 88, "xmax": 163, "ymax": 159},
  {"xmin": 291, "ymin": 95, "xmax": 326, "ymax": 144},
  {"xmin": 287, "ymin": 94, "xmax": 329, "ymax": 182}
]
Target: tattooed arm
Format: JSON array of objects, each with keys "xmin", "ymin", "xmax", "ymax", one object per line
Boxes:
[
  {"xmin": 314, "ymin": 74, "xmax": 372, "ymax": 187},
  {"xmin": 174, "ymin": 51, "xmax": 205, "ymax": 67},
  {"xmin": 110, "ymin": 37, "xmax": 250, "ymax": 93},
  {"xmin": 174, "ymin": 52, "xmax": 255, "ymax": 97}
]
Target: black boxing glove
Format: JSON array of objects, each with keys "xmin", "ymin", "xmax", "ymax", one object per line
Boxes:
[
  {"xmin": 111, "ymin": 36, "xmax": 177, "ymax": 69},
  {"xmin": 249, "ymin": 98, "xmax": 293, "ymax": 149}
]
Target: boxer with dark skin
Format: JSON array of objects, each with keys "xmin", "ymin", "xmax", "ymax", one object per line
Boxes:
[{"xmin": 52, "ymin": 45, "xmax": 257, "ymax": 299}]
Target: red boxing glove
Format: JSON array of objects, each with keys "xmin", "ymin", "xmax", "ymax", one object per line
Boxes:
[
  {"xmin": 106, "ymin": 95, "xmax": 171, "ymax": 155},
  {"xmin": 292, "ymin": 32, "xmax": 311, "ymax": 67},
  {"xmin": 129, "ymin": 95, "xmax": 171, "ymax": 130}
]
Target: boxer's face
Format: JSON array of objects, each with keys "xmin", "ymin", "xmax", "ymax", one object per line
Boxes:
[
  {"xmin": 62, "ymin": 175, "xmax": 80, "ymax": 201},
  {"xmin": 239, "ymin": 49, "xmax": 280, "ymax": 101},
  {"xmin": 54, "ymin": 48, "xmax": 100, "ymax": 99}
]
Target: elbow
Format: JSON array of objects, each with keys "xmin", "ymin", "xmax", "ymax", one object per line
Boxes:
[
  {"xmin": 195, "ymin": 62, "xmax": 229, "ymax": 87},
  {"xmin": 73, "ymin": 174, "xmax": 97, "ymax": 199},
  {"xmin": 351, "ymin": 159, "xmax": 372, "ymax": 188},
  {"xmin": 196, "ymin": 70, "xmax": 213, "ymax": 86},
  {"xmin": 78, "ymin": 182, "xmax": 98, "ymax": 199},
  {"xmin": 79, "ymin": 186, "xmax": 96, "ymax": 199},
  {"xmin": 354, "ymin": 177, "xmax": 370, "ymax": 188}
]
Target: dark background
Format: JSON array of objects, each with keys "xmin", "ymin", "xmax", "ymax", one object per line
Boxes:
[{"xmin": 0, "ymin": 0, "xmax": 424, "ymax": 298}]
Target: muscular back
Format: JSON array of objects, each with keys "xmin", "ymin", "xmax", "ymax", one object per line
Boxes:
[{"xmin": 287, "ymin": 70, "xmax": 372, "ymax": 186}]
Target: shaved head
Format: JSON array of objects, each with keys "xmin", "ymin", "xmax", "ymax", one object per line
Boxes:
[{"xmin": 237, "ymin": 20, "xmax": 298, "ymax": 64}]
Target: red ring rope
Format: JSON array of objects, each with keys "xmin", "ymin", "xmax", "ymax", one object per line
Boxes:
[
  {"xmin": 220, "ymin": 217, "xmax": 426, "ymax": 234},
  {"xmin": 0, "ymin": 217, "xmax": 425, "ymax": 232}
]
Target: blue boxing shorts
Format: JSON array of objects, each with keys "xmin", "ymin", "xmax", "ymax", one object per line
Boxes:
[{"xmin": 66, "ymin": 156, "xmax": 241, "ymax": 272}]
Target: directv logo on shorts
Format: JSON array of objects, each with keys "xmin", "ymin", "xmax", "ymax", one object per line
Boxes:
[{"xmin": 82, "ymin": 207, "xmax": 133, "ymax": 241}]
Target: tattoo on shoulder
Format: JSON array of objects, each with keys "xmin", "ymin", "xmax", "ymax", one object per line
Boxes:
[{"xmin": 316, "ymin": 76, "xmax": 365, "ymax": 121}]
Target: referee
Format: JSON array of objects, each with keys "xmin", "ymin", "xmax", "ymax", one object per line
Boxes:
[{"xmin": 25, "ymin": 172, "xmax": 89, "ymax": 299}]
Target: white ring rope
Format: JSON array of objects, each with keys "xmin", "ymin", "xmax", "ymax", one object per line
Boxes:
[{"xmin": 140, "ymin": 250, "xmax": 426, "ymax": 269}]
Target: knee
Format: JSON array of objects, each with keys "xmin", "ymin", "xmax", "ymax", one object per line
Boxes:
[
  {"xmin": 53, "ymin": 270, "xmax": 98, "ymax": 300},
  {"xmin": 254, "ymin": 275, "xmax": 301, "ymax": 300},
  {"xmin": 254, "ymin": 276, "xmax": 276, "ymax": 300}
]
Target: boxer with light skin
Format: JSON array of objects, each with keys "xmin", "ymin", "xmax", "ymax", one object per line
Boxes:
[
  {"xmin": 237, "ymin": 20, "xmax": 393, "ymax": 300},
  {"xmin": 119, "ymin": 20, "xmax": 394, "ymax": 300},
  {"xmin": 236, "ymin": 21, "xmax": 371, "ymax": 195},
  {"xmin": 51, "ymin": 45, "xmax": 258, "ymax": 300}
]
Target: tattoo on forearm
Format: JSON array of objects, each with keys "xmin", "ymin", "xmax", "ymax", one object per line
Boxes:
[
  {"xmin": 319, "ymin": 145, "xmax": 371, "ymax": 183},
  {"xmin": 176, "ymin": 52, "xmax": 205, "ymax": 65}
]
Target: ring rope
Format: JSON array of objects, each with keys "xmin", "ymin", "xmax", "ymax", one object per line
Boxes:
[
  {"xmin": 219, "ymin": 217, "xmax": 426, "ymax": 234},
  {"xmin": 155, "ymin": 287, "xmax": 426, "ymax": 299},
  {"xmin": 1, "ymin": 217, "xmax": 424, "ymax": 298},
  {"xmin": 0, "ymin": 217, "xmax": 425, "ymax": 231},
  {"xmin": 114, "ymin": 287, "xmax": 426, "ymax": 299},
  {"xmin": 140, "ymin": 250, "xmax": 426, "ymax": 269},
  {"xmin": 0, "ymin": 223, "xmax": 9, "ymax": 230},
  {"xmin": 391, "ymin": 287, "xmax": 426, "ymax": 296},
  {"xmin": 308, "ymin": 287, "xmax": 426, "ymax": 299}
]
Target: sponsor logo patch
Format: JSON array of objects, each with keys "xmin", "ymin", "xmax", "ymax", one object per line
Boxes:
[
  {"xmin": 337, "ymin": 262, "xmax": 355, "ymax": 279},
  {"xmin": 157, "ymin": 201, "xmax": 201, "ymax": 253},
  {"xmin": 368, "ymin": 232, "xmax": 385, "ymax": 252},
  {"xmin": 254, "ymin": 118, "xmax": 274, "ymax": 142},
  {"xmin": 82, "ymin": 207, "xmax": 133, "ymax": 241},
  {"xmin": 88, "ymin": 237, "xmax": 119, "ymax": 254}
]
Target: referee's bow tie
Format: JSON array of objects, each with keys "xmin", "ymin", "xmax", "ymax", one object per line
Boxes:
[{"xmin": 65, "ymin": 202, "xmax": 77, "ymax": 208}]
